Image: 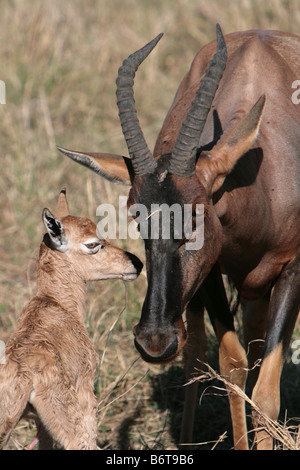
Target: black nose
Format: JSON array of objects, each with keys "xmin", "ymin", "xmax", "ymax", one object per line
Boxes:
[
  {"xmin": 126, "ymin": 251, "xmax": 143, "ymax": 275},
  {"xmin": 134, "ymin": 335, "xmax": 178, "ymax": 364}
]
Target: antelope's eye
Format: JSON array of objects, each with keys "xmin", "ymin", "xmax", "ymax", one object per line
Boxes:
[
  {"xmin": 83, "ymin": 241, "xmax": 103, "ymax": 253},
  {"xmin": 85, "ymin": 242, "xmax": 101, "ymax": 250}
]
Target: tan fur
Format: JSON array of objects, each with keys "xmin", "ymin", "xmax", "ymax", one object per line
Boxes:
[
  {"xmin": 251, "ymin": 344, "xmax": 283, "ymax": 450},
  {"xmin": 0, "ymin": 191, "xmax": 141, "ymax": 450},
  {"xmin": 218, "ymin": 330, "xmax": 248, "ymax": 450}
]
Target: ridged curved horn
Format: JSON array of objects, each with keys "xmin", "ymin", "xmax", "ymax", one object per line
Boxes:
[
  {"xmin": 116, "ymin": 34, "xmax": 163, "ymax": 176},
  {"xmin": 169, "ymin": 24, "xmax": 227, "ymax": 176}
]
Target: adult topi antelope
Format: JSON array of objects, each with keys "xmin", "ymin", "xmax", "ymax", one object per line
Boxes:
[{"xmin": 58, "ymin": 25, "xmax": 300, "ymax": 449}]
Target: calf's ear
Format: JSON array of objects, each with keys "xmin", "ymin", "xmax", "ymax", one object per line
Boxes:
[
  {"xmin": 42, "ymin": 208, "xmax": 68, "ymax": 252},
  {"xmin": 54, "ymin": 188, "xmax": 70, "ymax": 219}
]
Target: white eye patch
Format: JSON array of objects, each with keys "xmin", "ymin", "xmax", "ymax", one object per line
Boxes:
[{"xmin": 81, "ymin": 238, "xmax": 103, "ymax": 254}]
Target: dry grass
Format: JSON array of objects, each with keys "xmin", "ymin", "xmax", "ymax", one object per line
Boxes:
[
  {"xmin": 191, "ymin": 363, "xmax": 300, "ymax": 450},
  {"xmin": 0, "ymin": 0, "xmax": 299, "ymax": 450}
]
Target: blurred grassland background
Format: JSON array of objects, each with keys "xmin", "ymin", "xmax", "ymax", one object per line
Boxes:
[{"xmin": 0, "ymin": 0, "xmax": 300, "ymax": 450}]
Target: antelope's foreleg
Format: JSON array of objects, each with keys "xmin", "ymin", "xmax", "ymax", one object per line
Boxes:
[
  {"xmin": 201, "ymin": 264, "xmax": 248, "ymax": 450},
  {"xmin": 180, "ymin": 294, "xmax": 207, "ymax": 449},
  {"xmin": 217, "ymin": 328, "xmax": 248, "ymax": 450},
  {"xmin": 251, "ymin": 251, "xmax": 300, "ymax": 450},
  {"xmin": 242, "ymin": 295, "xmax": 269, "ymax": 390}
]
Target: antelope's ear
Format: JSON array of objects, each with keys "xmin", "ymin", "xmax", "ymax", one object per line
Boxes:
[
  {"xmin": 57, "ymin": 146, "xmax": 133, "ymax": 185},
  {"xmin": 42, "ymin": 208, "xmax": 68, "ymax": 252},
  {"xmin": 55, "ymin": 188, "xmax": 70, "ymax": 219},
  {"xmin": 196, "ymin": 94, "xmax": 265, "ymax": 195}
]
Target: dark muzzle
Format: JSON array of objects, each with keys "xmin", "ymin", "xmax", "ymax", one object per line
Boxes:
[{"xmin": 133, "ymin": 318, "xmax": 186, "ymax": 364}]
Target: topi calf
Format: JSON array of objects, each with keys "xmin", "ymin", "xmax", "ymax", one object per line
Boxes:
[{"xmin": 0, "ymin": 189, "xmax": 142, "ymax": 450}]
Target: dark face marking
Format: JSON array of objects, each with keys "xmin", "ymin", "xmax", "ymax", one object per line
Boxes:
[{"xmin": 128, "ymin": 160, "xmax": 216, "ymax": 363}]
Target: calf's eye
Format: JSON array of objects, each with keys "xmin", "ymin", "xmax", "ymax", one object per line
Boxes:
[{"xmin": 83, "ymin": 241, "xmax": 104, "ymax": 253}]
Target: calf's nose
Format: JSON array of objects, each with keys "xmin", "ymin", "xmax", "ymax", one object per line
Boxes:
[{"xmin": 126, "ymin": 251, "xmax": 143, "ymax": 275}]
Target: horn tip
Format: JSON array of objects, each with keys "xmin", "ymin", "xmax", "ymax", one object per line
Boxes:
[
  {"xmin": 216, "ymin": 23, "xmax": 223, "ymax": 36},
  {"xmin": 216, "ymin": 24, "xmax": 226, "ymax": 45},
  {"xmin": 144, "ymin": 32, "xmax": 164, "ymax": 54}
]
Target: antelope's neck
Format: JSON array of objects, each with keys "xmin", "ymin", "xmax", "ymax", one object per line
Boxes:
[{"xmin": 36, "ymin": 243, "xmax": 87, "ymax": 321}]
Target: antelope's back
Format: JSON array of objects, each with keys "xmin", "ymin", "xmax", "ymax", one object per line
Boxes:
[{"xmin": 154, "ymin": 29, "xmax": 300, "ymax": 158}]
